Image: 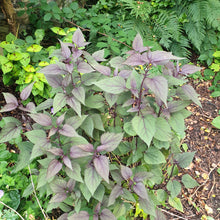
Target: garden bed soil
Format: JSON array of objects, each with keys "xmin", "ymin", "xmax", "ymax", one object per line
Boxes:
[{"xmin": 0, "ymin": 76, "xmax": 219, "ymax": 220}]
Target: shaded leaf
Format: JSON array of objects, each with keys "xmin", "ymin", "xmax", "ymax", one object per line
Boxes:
[
  {"xmin": 154, "ymin": 117, "xmax": 172, "ymax": 141},
  {"xmin": 0, "ymin": 122, "xmax": 21, "ymax": 143},
  {"xmin": 133, "ymin": 182, "xmax": 149, "ymax": 200},
  {"xmin": 91, "ymin": 114, "xmax": 105, "ymax": 131},
  {"xmin": 139, "ymin": 197, "xmax": 156, "ymax": 217},
  {"xmin": 85, "ymin": 94, "xmax": 104, "ymax": 109},
  {"xmin": 53, "ymin": 93, "xmax": 66, "ymax": 114},
  {"xmin": 104, "ymin": 93, "xmax": 118, "ymax": 108},
  {"xmin": 168, "ymin": 197, "xmax": 183, "ymax": 212},
  {"xmin": 80, "ymin": 116, "xmax": 94, "ymax": 138},
  {"xmin": 72, "ymin": 87, "xmax": 85, "ymax": 104},
  {"xmin": 69, "ymin": 210, "xmax": 89, "ymax": 220},
  {"xmin": 66, "ymin": 96, "xmax": 81, "ymax": 116},
  {"xmin": 100, "ymin": 209, "xmax": 116, "ymax": 220},
  {"xmin": 50, "ymin": 193, "xmax": 67, "ymax": 203}
]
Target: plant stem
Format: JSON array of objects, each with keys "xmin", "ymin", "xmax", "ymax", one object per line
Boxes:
[
  {"xmin": 0, "ymin": 201, "xmax": 25, "ymax": 220},
  {"xmin": 28, "ymin": 165, "xmax": 49, "ymax": 220}
]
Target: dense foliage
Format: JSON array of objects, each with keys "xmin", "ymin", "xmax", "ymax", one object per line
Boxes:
[{"xmin": 0, "ymin": 29, "xmax": 202, "ymax": 219}]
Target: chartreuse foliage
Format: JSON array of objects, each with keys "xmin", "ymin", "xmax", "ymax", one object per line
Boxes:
[
  {"xmin": 0, "ymin": 27, "xmax": 77, "ymax": 104},
  {"xmin": 0, "ymin": 29, "xmax": 202, "ymax": 219}
]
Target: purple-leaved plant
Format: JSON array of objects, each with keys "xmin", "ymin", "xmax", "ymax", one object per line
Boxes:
[{"xmin": 0, "ymin": 28, "xmax": 202, "ymax": 219}]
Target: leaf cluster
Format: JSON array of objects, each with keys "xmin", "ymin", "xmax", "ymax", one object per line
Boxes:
[{"xmin": 0, "ymin": 29, "xmax": 201, "ymax": 219}]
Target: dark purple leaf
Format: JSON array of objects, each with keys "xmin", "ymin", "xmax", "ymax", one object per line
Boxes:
[
  {"xmin": 58, "ymin": 39, "xmax": 71, "ymax": 59},
  {"xmin": 94, "ymin": 155, "xmax": 109, "ymax": 183},
  {"xmin": 133, "ymin": 172, "xmax": 153, "ymax": 182},
  {"xmin": 38, "ymin": 63, "xmax": 68, "ymax": 75},
  {"xmin": 59, "ymin": 124, "xmax": 79, "ymax": 137},
  {"xmin": 94, "ymin": 76, "xmax": 126, "ymax": 95},
  {"xmin": 167, "ymin": 100, "xmax": 191, "ymax": 113},
  {"xmin": 77, "ymin": 143, "xmax": 94, "ymax": 152},
  {"xmin": 69, "ymin": 211, "xmax": 89, "ymax": 220},
  {"xmin": 20, "ymin": 82, "xmax": 35, "ymax": 101},
  {"xmin": 123, "ymin": 53, "xmax": 148, "ymax": 66},
  {"xmin": 77, "ymin": 61, "xmax": 94, "ymax": 73},
  {"xmin": 70, "ymin": 146, "xmax": 93, "ymax": 158},
  {"xmin": 18, "ymin": 102, "xmax": 35, "ymax": 113},
  {"xmin": 155, "ymin": 209, "xmax": 167, "ymax": 220},
  {"xmin": 63, "ymin": 156, "xmax": 73, "ymax": 170},
  {"xmin": 100, "ymin": 209, "xmax": 116, "ymax": 220},
  {"xmin": 118, "ymin": 70, "xmax": 132, "ymax": 79},
  {"xmin": 49, "ymin": 127, "xmax": 58, "ymax": 137},
  {"xmin": 84, "ymin": 166, "xmax": 102, "ymax": 195},
  {"xmin": 56, "ymin": 113, "xmax": 65, "ymax": 126},
  {"xmin": 97, "ymin": 132, "xmax": 123, "ymax": 152},
  {"xmin": 132, "ymin": 33, "xmax": 148, "ymax": 52},
  {"xmin": 57, "ymin": 213, "xmax": 68, "ymax": 220},
  {"xmin": 121, "ymin": 165, "xmax": 132, "ymax": 180},
  {"xmin": 47, "ymin": 148, "xmax": 63, "ymax": 156},
  {"xmin": 179, "ymin": 64, "xmax": 202, "ymax": 75},
  {"xmin": 108, "ymin": 184, "xmax": 123, "ymax": 206},
  {"xmin": 144, "ymin": 76, "xmax": 168, "ymax": 106},
  {"xmin": 29, "ymin": 113, "xmax": 52, "ymax": 126},
  {"xmin": 163, "ymin": 62, "xmax": 176, "ymax": 76},
  {"xmin": 92, "ymin": 49, "xmax": 106, "ymax": 61},
  {"xmin": 181, "ymin": 85, "xmax": 202, "ymax": 107},
  {"xmin": 66, "ymin": 179, "xmax": 75, "ymax": 191},
  {"xmin": 47, "ymin": 159, "xmax": 63, "ymax": 179},
  {"xmin": 0, "ymin": 122, "xmax": 21, "ymax": 143},
  {"xmin": 66, "ymin": 96, "xmax": 81, "ymax": 116},
  {"xmin": 150, "ymin": 51, "xmax": 183, "ymax": 65},
  {"xmin": 72, "ymin": 87, "xmax": 85, "ymax": 104},
  {"xmin": 50, "ymin": 193, "xmax": 67, "ymax": 203},
  {"xmin": 0, "ymin": 103, "xmax": 18, "ymax": 112},
  {"xmin": 3, "ymin": 93, "xmax": 18, "ymax": 105},
  {"xmin": 72, "ymin": 28, "xmax": 89, "ymax": 47},
  {"xmin": 83, "ymin": 51, "xmax": 111, "ymax": 76},
  {"xmin": 133, "ymin": 182, "xmax": 149, "ymax": 199},
  {"xmin": 71, "ymin": 46, "xmax": 83, "ymax": 59},
  {"xmin": 45, "ymin": 75, "xmax": 63, "ymax": 88}
]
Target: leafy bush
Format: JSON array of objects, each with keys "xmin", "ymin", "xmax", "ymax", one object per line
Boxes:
[{"xmin": 0, "ymin": 29, "xmax": 201, "ymax": 219}]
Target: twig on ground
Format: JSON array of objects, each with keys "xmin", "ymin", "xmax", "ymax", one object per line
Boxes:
[
  {"xmin": 28, "ymin": 165, "xmax": 49, "ymax": 220},
  {"xmin": 160, "ymin": 208, "xmax": 196, "ymax": 220},
  {"xmin": 0, "ymin": 201, "xmax": 25, "ymax": 220},
  {"xmin": 191, "ymin": 163, "xmax": 219, "ymax": 198}
]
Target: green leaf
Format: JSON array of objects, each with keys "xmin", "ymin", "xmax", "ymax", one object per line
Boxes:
[
  {"xmin": 154, "ymin": 117, "xmax": 172, "ymax": 141},
  {"xmin": 93, "ymin": 184, "xmax": 105, "ymax": 202},
  {"xmin": 0, "ymin": 55, "xmax": 9, "ymax": 65},
  {"xmin": 169, "ymin": 112, "xmax": 185, "ymax": 137},
  {"xmin": 91, "ymin": 114, "xmax": 105, "ymax": 131},
  {"xmin": 20, "ymin": 53, "xmax": 30, "ymax": 66},
  {"xmin": 132, "ymin": 115, "xmax": 156, "ymax": 146},
  {"xmin": 44, "ymin": 13, "xmax": 52, "ymax": 21},
  {"xmin": 0, "ymin": 122, "xmax": 21, "ymax": 143},
  {"xmin": 85, "ymin": 94, "xmax": 104, "ymax": 109},
  {"xmin": 13, "ymin": 142, "xmax": 33, "ymax": 172},
  {"xmin": 144, "ymin": 147, "xmax": 166, "ymax": 164},
  {"xmin": 51, "ymin": 27, "xmax": 66, "ymax": 36},
  {"xmin": 168, "ymin": 197, "xmax": 183, "ymax": 212},
  {"xmin": 25, "ymin": 130, "xmax": 46, "ymax": 144},
  {"xmin": 167, "ymin": 180, "xmax": 181, "ymax": 198},
  {"xmin": 65, "ymin": 163, "xmax": 83, "ymax": 182},
  {"xmin": 2, "ymin": 62, "xmax": 13, "ymax": 74},
  {"xmin": 182, "ymin": 174, "xmax": 199, "ymax": 188},
  {"xmin": 7, "ymin": 52, "xmax": 23, "ymax": 61},
  {"xmin": 84, "ymin": 166, "xmax": 102, "ymax": 195},
  {"xmin": 124, "ymin": 122, "xmax": 136, "ymax": 136},
  {"xmin": 80, "ymin": 183, "xmax": 92, "ymax": 202},
  {"xmin": 174, "ymin": 152, "xmax": 195, "ymax": 168},
  {"xmin": 7, "ymin": 190, "xmax": 20, "ymax": 210},
  {"xmin": 26, "ymin": 44, "xmax": 43, "ymax": 52},
  {"xmin": 53, "ymin": 93, "xmax": 66, "ymax": 114},
  {"xmin": 80, "ymin": 116, "xmax": 94, "ymax": 138},
  {"xmin": 94, "ymin": 76, "xmax": 126, "ymax": 94},
  {"xmin": 212, "ymin": 116, "xmax": 220, "ymax": 129}
]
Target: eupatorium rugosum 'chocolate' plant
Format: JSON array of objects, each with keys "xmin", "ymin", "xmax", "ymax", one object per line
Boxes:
[{"xmin": 0, "ymin": 29, "xmax": 202, "ymax": 219}]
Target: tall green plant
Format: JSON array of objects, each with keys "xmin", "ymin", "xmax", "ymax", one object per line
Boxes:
[{"xmin": 0, "ymin": 29, "xmax": 201, "ymax": 219}]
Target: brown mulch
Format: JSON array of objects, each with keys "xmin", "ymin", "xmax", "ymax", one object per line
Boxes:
[{"xmin": 0, "ymin": 76, "xmax": 219, "ymax": 220}]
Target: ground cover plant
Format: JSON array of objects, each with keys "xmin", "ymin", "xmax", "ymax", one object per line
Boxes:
[{"xmin": 0, "ymin": 28, "xmax": 203, "ymax": 219}]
